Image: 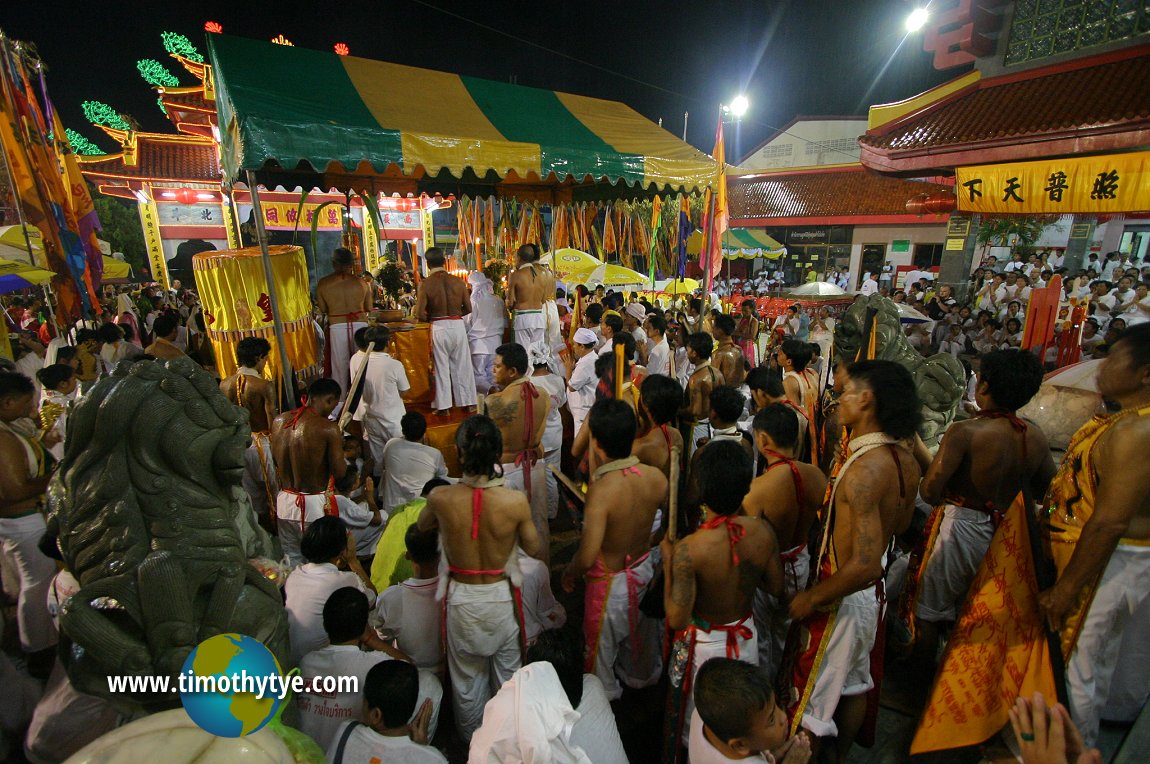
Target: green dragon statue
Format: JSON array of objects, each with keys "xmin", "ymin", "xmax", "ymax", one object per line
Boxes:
[
  {"xmin": 834, "ymin": 294, "xmax": 965, "ymax": 447},
  {"xmin": 47, "ymin": 357, "xmax": 288, "ymax": 709}
]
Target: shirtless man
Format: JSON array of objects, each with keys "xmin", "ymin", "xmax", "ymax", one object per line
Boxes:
[
  {"xmin": 316, "ymin": 248, "xmax": 372, "ymax": 400},
  {"xmin": 746, "ymin": 367, "xmax": 812, "ymax": 462},
  {"xmin": 505, "ymin": 244, "xmax": 549, "ymax": 350},
  {"xmin": 910, "ymin": 349, "xmax": 1055, "ymax": 680},
  {"xmin": 632, "ymin": 373, "xmax": 685, "ymax": 479},
  {"xmin": 220, "ymin": 337, "xmax": 279, "ymax": 523},
  {"xmin": 0, "ymin": 372, "xmax": 59, "ymax": 661},
  {"xmin": 416, "ymin": 415, "xmax": 541, "ymax": 740},
  {"xmin": 744, "ymin": 403, "xmax": 827, "ymax": 677},
  {"xmin": 562, "ymin": 399, "xmax": 668, "ymax": 700},
  {"xmin": 712, "ymin": 314, "xmax": 747, "ymax": 389},
  {"xmin": 785, "ymin": 360, "xmax": 921, "ymax": 761},
  {"xmin": 681, "ymin": 332, "xmax": 725, "ymax": 457},
  {"xmin": 662, "ymin": 440, "xmax": 784, "ymax": 747},
  {"xmin": 1038, "ymin": 324, "xmax": 1150, "ymax": 746},
  {"xmin": 220, "ymin": 337, "xmax": 276, "ymax": 433},
  {"xmin": 482, "ymin": 343, "xmax": 550, "ymax": 563},
  {"xmin": 416, "ymin": 247, "xmax": 476, "ymax": 415},
  {"xmin": 270, "ymin": 378, "xmax": 347, "ymax": 566},
  {"xmin": 143, "ymin": 314, "xmax": 185, "ymax": 360},
  {"xmin": 779, "ymin": 339, "xmax": 821, "ymax": 464}
]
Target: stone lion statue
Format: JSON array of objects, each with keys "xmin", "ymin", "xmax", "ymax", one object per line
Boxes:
[
  {"xmin": 834, "ymin": 294, "xmax": 965, "ymax": 446},
  {"xmin": 47, "ymin": 357, "xmax": 288, "ymax": 709}
]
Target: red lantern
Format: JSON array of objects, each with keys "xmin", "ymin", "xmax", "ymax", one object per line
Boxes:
[
  {"xmin": 923, "ymin": 191, "xmax": 957, "ymax": 214},
  {"xmin": 905, "ymin": 193, "xmax": 929, "ymax": 215},
  {"xmin": 175, "ymin": 188, "xmax": 197, "ymax": 205}
]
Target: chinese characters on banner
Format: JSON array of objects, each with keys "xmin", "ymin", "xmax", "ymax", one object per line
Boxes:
[
  {"xmin": 956, "ymin": 152, "xmax": 1150, "ymax": 214},
  {"xmin": 258, "ymin": 202, "xmax": 344, "ymax": 231},
  {"xmin": 137, "ymin": 201, "xmax": 170, "ymax": 289}
]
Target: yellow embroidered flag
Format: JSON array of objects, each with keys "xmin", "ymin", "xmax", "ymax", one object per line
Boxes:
[{"xmin": 910, "ymin": 494, "xmax": 1057, "ymax": 754}]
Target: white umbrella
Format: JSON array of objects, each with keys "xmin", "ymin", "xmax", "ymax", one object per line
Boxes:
[
  {"xmin": 1043, "ymin": 359, "xmax": 1102, "ymax": 393},
  {"xmin": 787, "ymin": 281, "xmax": 847, "ymax": 297},
  {"xmin": 895, "ymin": 303, "xmax": 933, "ymax": 324}
]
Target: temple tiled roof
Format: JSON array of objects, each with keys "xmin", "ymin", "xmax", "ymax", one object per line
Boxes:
[
  {"xmin": 79, "ymin": 135, "xmax": 220, "ymax": 183},
  {"xmin": 860, "ymin": 44, "xmax": 1150, "ymax": 172},
  {"xmin": 729, "ymin": 165, "xmax": 951, "ymax": 221}
]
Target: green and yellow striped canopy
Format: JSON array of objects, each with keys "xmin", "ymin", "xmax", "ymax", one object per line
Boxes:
[{"xmin": 208, "ymin": 34, "xmax": 715, "ymax": 192}]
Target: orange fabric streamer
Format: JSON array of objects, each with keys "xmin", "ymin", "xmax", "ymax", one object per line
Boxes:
[{"xmin": 910, "ymin": 494, "xmax": 1057, "ymax": 754}]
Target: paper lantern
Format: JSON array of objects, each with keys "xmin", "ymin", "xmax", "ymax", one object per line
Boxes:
[
  {"xmin": 192, "ymin": 245, "xmax": 318, "ymax": 386},
  {"xmin": 905, "ymin": 193, "xmax": 929, "ymax": 215},
  {"xmin": 174, "ymin": 188, "xmax": 197, "ymax": 205}
]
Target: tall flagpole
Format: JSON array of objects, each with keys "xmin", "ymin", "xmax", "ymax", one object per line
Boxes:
[{"xmin": 246, "ymin": 171, "xmax": 296, "ymax": 405}]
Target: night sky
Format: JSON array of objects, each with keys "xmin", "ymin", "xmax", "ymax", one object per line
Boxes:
[{"xmin": 3, "ymin": 0, "xmax": 964, "ymax": 161}]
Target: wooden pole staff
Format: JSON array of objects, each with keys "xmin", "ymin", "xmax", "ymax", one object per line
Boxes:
[
  {"xmin": 614, "ymin": 341, "xmax": 625, "ymax": 400},
  {"xmin": 667, "ymin": 445, "xmax": 681, "ymax": 542},
  {"xmin": 338, "ymin": 341, "xmax": 374, "ymax": 432}
]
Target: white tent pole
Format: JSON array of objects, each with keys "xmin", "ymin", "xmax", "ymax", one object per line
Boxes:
[{"xmin": 246, "ymin": 171, "xmax": 296, "ymax": 405}]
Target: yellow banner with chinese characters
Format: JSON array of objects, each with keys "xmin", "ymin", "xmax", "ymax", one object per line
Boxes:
[
  {"xmin": 910, "ymin": 495, "xmax": 1057, "ymax": 754},
  {"xmin": 956, "ymin": 152, "xmax": 1150, "ymax": 214},
  {"xmin": 137, "ymin": 200, "xmax": 169, "ymax": 289},
  {"xmin": 259, "ymin": 201, "xmax": 344, "ymax": 230}
]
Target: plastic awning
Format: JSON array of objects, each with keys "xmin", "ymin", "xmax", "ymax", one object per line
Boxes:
[
  {"xmin": 687, "ymin": 228, "xmax": 787, "ymax": 259},
  {"xmin": 208, "ymin": 34, "xmax": 716, "ymax": 193}
]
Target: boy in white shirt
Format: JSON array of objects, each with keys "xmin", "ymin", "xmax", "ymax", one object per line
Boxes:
[
  {"xmin": 689, "ymin": 658, "xmax": 809, "ymax": 764},
  {"xmin": 333, "ymin": 466, "xmax": 384, "ymax": 561},
  {"xmin": 326, "ymin": 660, "xmax": 446, "ymax": 764},
  {"xmin": 284, "ymin": 517, "xmax": 375, "ymax": 665},
  {"xmin": 298, "ymin": 587, "xmax": 439, "ymax": 751}
]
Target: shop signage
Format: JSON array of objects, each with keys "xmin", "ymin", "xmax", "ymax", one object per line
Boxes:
[{"xmin": 957, "ymin": 152, "xmax": 1150, "ymax": 214}]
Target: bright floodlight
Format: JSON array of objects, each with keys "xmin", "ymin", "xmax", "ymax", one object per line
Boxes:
[
  {"xmin": 906, "ymin": 8, "xmax": 929, "ymax": 32},
  {"xmin": 729, "ymin": 95, "xmax": 749, "ymax": 118}
]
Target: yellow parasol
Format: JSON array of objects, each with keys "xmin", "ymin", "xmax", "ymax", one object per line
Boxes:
[
  {"xmin": 660, "ymin": 277, "xmax": 699, "ymax": 295},
  {"xmin": 101, "ymin": 256, "xmax": 132, "ymax": 280},
  {"xmin": 540, "ymin": 247, "xmax": 602, "ymax": 276},
  {"xmin": 565, "ymin": 262, "xmax": 649, "ymax": 287},
  {"xmin": 0, "ymin": 224, "xmax": 45, "ymax": 265},
  {"xmin": 0, "ymin": 257, "xmax": 56, "ymax": 293}
]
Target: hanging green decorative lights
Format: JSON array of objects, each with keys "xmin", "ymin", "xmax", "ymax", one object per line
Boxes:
[
  {"xmin": 161, "ymin": 32, "xmax": 204, "ymax": 63},
  {"xmin": 65, "ymin": 128, "xmax": 106, "ymax": 156},
  {"xmin": 137, "ymin": 58, "xmax": 180, "ymax": 88},
  {"xmin": 81, "ymin": 101, "xmax": 131, "ymax": 131}
]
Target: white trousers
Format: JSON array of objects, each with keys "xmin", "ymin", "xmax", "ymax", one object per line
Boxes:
[
  {"xmin": 502, "ymin": 457, "xmax": 549, "ymax": 560},
  {"xmin": 445, "ymin": 581, "xmax": 522, "ymax": 740},
  {"xmin": 800, "ymin": 586, "xmax": 880, "ymax": 739},
  {"xmin": 275, "ymin": 491, "xmax": 334, "ymax": 568},
  {"xmin": 0, "ymin": 513, "xmax": 57, "ymax": 652},
  {"xmin": 431, "ymin": 319, "xmax": 477, "ymax": 410},
  {"xmin": 916, "ymin": 505, "xmax": 994, "ymax": 622},
  {"xmin": 588, "ymin": 556, "xmax": 663, "ymax": 700},
  {"xmin": 1067, "ymin": 543, "xmax": 1150, "ymax": 747},
  {"xmin": 328, "ymin": 321, "xmax": 367, "ymax": 400},
  {"xmin": 544, "ymin": 448, "xmax": 561, "ymax": 520},
  {"xmin": 514, "ymin": 311, "xmax": 546, "ymax": 351},
  {"xmin": 472, "ymin": 352, "xmax": 494, "ymax": 393}
]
